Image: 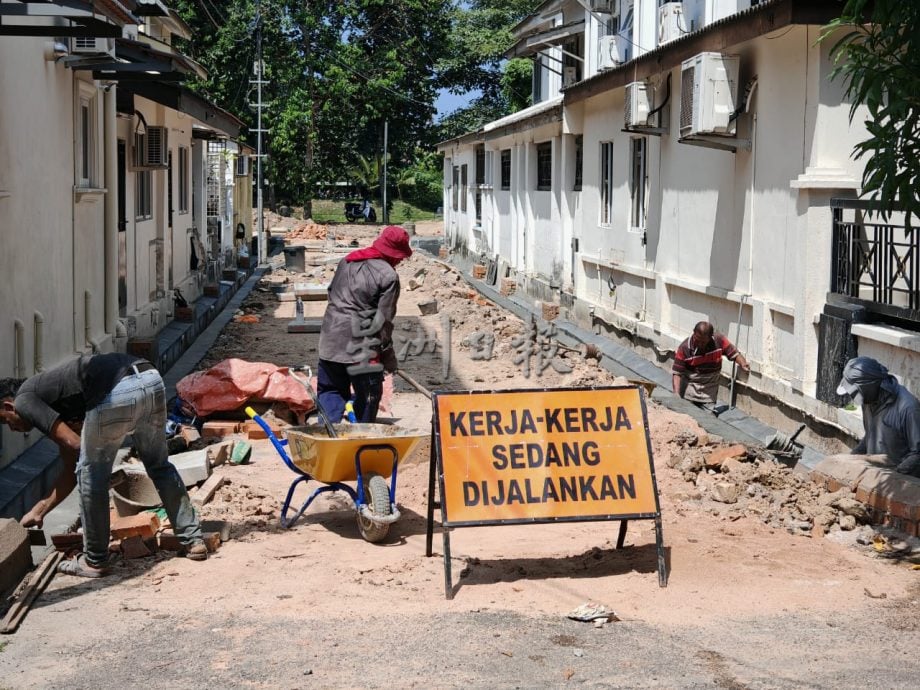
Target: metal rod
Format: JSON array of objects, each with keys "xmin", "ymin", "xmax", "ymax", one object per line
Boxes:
[{"xmin": 396, "ymin": 369, "xmax": 432, "ymax": 399}]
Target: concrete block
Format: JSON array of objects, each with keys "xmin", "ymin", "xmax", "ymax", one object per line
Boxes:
[
  {"xmin": 179, "ymin": 425, "xmax": 201, "ymax": 445},
  {"xmin": 207, "ymin": 441, "xmax": 235, "ymax": 468},
  {"xmin": 0, "ymin": 518, "xmax": 31, "ymax": 594},
  {"xmin": 293, "ymin": 283, "xmax": 329, "ymax": 300},
  {"xmin": 287, "ymin": 317, "xmax": 322, "ymax": 333},
  {"xmin": 168, "ymin": 449, "xmax": 212, "ymax": 487},
  {"xmin": 418, "ymin": 300, "xmax": 439, "ymax": 316}
]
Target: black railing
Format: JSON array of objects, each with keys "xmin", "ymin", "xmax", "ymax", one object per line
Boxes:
[{"xmin": 830, "ymin": 198, "xmax": 920, "ymax": 329}]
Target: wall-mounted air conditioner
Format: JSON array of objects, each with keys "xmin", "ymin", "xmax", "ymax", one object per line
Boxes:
[
  {"xmin": 562, "ymin": 66, "xmax": 578, "ymax": 88},
  {"xmin": 598, "ymin": 35, "xmax": 626, "ymax": 71},
  {"xmin": 69, "ymin": 36, "xmax": 116, "ymax": 58},
  {"xmin": 679, "ymin": 52, "xmax": 740, "ymax": 138},
  {"xmin": 135, "ymin": 126, "xmax": 169, "ymax": 168},
  {"xmin": 625, "ymin": 81, "xmax": 652, "ymax": 128},
  {"xmin": 122, "ymin": 24, "xmax": 139, "ymax": 41},
  {"xmin": 658, "ymin": 2, "xmax": 685, "ymax": 46}
]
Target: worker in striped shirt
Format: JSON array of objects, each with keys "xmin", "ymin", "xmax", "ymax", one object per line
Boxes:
[{"xmin": 672, "ymin": 321, "xmax": 749, "ymax": 407}]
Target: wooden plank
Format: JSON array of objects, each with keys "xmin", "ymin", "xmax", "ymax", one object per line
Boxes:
[
  {"xmin": 1, "ymin": 551, "xmax": 64, "ymax": 634},
  {"xmin": 191, "ymin": 472, "xmax": 227, "ymax": 507}
]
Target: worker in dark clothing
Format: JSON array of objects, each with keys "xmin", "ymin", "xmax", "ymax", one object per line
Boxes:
[
  {"xmin": 837, "ymin": 356, "xmax": 920, "ymax": 477},
  {"xmin": 0, "ymin": 353, "xmax": 207, "ymax": 577},
  {"xmin": 317, "ymin": 225, "xmax": 412, "ymax": 423}
]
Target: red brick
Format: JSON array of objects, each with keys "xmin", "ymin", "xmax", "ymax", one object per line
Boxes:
[
  {"xmin": 500, "ymin": 277, "xmax": 516, "ymax": 296},
  {"xmin": 472, "ymin": 264, "xmax": 486, "ymax": 279},
  {"xmin": 121, "ymin": 535, "xmax": 153, "ymax": 559},
  {"xmin": 238, "ymin": 256, "xmax": 251, "ymax": 269},
  {"xmin": 158, "ymin": 532, "xmax": 183, "ymax": 552},
  {"xmin": 438, "ymin": 247, "xmax": 449, "ymax": 259},
  {"xmin": 179, "ymin": 425, "xmax": 201, "ymax": 445},
  {"xmin": 704, "ymin": 444, "xmax": 748, "ymax": 470},
  {"xmin": 203, "ymin": 283, "xmax": 220, "ymax": 297},
  {"xmin": 110, "ymin": 513, "xmax": 160, "ymax": 540},
  {"xmin": 243, "ymin": 419, "xmax": 281, "ymax": 440},
  {"xmin": 202, "ymin": 532, "xmax": 221, "ymax": 553},
  {"xmin": 50, "ymin": 533, "xmax": 84, "ymax": 552},
  {"xmin": 541, "ymin": 302, "xmax": 560, "ymax": 321},
  {"xmin": 201, "ymin": 421, "xmax": 241, "ymax": 438},
  {"xmin": 127, "ymin": 338, "xmax": 158, "ymax": 362}
]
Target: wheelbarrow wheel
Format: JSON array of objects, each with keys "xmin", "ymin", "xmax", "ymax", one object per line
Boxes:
[{"xmin": 357, "ymin": 472, "xmax": 391, "ymax": 543}]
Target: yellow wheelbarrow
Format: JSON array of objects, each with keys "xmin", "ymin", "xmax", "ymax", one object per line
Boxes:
[{"xmin": 246, "ymin": 410, "xmax": 426, "ymax": 542}]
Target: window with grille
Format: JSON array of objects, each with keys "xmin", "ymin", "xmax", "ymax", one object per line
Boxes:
[
  {"xmin": 452, "ymin": 166, "xmax": 459, "ymax": 211},
  {"xmin": 475, "ymin": 146, "xmax": 485, "ymax": 185},
  {"xmin": 207, "ymin": 141, "xmax": 224, "ymax": 217},
  {"xmin": 500, "ymin": 149, "xmax": 511, "ymax": 190},
  {"xmin": 600, "ymin": 141, "xmax": 614, "ymax": 226},
  {"xmin": 574, "ymin": 135, "xmax": 583, "ymax": 191},
  {"xmin": 536, "ymin": 142, "xmax": 552, "ymax": 191}
]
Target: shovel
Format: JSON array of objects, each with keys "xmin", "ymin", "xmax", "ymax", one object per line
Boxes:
[{"xmin": 290, "ymin": 365, "xmax": 338, "ymax": 439}]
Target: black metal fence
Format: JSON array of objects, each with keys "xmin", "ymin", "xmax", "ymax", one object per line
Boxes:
[{"xmin": 830, "ymin": 198, "xmax": 920, "ymax": 328}]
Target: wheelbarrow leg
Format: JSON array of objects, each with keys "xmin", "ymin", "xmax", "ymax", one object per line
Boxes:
[{"xmin": 280, "ymin": 479, "xmax": 342, "ymax": 528}]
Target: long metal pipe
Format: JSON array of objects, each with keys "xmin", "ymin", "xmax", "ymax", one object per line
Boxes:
[
  {"xmin": 33, "ymin": 311, "xmax": 44, "ymax": 373},
  {"xmin": 13, "ymin": 320, "xmax": 25, "ymax": 378},
  {"xmin": 103, "ymin": 84, "xmax": 118, "ymax": 334}
]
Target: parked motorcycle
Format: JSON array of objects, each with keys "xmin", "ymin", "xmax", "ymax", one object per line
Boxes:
[{"xmin": 344, "ymin": 200, "xmax": 377, "ymax": 223}]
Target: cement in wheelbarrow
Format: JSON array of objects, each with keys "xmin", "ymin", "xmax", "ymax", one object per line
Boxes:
[{"xmin": 285, "ymin": 423, "xmax": 426, "ymax": 483}]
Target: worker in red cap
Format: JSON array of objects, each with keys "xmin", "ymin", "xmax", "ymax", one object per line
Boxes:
[{"xmin": 317, "ymin": 226, "xmax": 412, "ymax": 423}]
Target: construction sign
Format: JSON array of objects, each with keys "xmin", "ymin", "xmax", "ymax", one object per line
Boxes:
[{"xmin": 426, "ymin": 386, "xmax": 667, "ymax": 598}]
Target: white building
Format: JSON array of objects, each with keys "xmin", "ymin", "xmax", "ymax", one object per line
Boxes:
[
  {"xmin": 0, "ymin": 0, "xmax": 248, "ymax": 514},
  {"xmin": 438, "ymin": 0, "xmax": 918, "ymax": 447}
]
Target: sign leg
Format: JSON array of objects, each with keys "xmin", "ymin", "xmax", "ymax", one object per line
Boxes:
[
  {"xmin": 655, "ymin": 515, "xmax": 668, "ymax": 587},
  {"xmin": 425, "ymin": 427, "xmax": 436, "ymax": 557},
  {"xmin": 616, "ymin": 519, "xmax": 628, "ymax": 549},
  {"xmin": 442, "ymin": 528, "xmax": 454, "ymax": 600}
]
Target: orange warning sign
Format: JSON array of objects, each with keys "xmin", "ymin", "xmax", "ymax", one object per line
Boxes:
[{"xmin": 433, "ymin": 387, "xmax": 660, "ymax": 525}]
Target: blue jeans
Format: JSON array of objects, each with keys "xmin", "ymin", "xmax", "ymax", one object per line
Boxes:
[
  {"xmin": 316, "ymin": 359, "xmax": 383, "ymax": 423},
  {"xmin": 77, "ymin": 368, "xmax": 202, "ymax": 566}
]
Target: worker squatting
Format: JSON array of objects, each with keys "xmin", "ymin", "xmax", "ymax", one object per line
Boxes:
[{"xmin": 449, "ymin": 405, "xmax": 639, "ymax": 507}]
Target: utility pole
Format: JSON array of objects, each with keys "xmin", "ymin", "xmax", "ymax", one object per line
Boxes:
[
  {"xmin": 382, "ymin": 119, "xmax": 388, "ymax": 225},
  {"xmin": 251, "ymin": 0, "xmax": 268, "ymax": 265}
]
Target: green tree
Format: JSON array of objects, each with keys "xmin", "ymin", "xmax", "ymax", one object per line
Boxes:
[
  {"xmin": 435, "ymin": 0, "xmax": 540, "ymax": 135},
  {"xmin": 824, "ymin": 1, "xmax": 920, "ymax": 224}
]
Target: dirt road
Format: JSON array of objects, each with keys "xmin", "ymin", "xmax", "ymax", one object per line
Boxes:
[{"xmin": 2, "ymin": 220, "xmax": 918, "ymax": 689}]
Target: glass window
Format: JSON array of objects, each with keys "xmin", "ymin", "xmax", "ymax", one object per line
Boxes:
[
  {"xmin": 475, "ymin": 146, "xmax": 485, "ymax": 185},
  {"xmin": 630, "ymin": 137, "xmax": 648, "ymax": 229},
  {"xmin": 460, "ymin": 164, "xmax": 468, "ymax": 212},
  {"xmin": 536, "ymin": 142, "xmax": 552, "ymax": 191},
  {"xmin": 178, "ymin": 147, "xmax": 189, "ymax": 214},
  {"xmin": 574, "ymin": 135, "xmax": 583, "ymax": 191},
  {"xmin": 500, "ymin": 150, "xmax": 511, "ymax": 190},
  {"xmin": 452, "ymin": 166, "xmax": 459, "ymax": 211},
  {"xmin": 135, "ymin": 169, "xmax": 152, "ymax": 220}
]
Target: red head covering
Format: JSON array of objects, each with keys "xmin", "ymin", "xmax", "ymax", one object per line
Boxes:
[
  {"xmin": 373, "ymin": 226, "xmax": 412, "ymax": 261},
  {"xmin": 346, "ymin": 225, "xmax": 412, "ymax": 264}
]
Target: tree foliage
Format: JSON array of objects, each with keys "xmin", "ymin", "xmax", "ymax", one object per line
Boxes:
[
  {"xmin": 435, "ymin": 0, "xmax": 540, "ymax": 138},
  {"xmin": 824, "ymin": 0, "xmax": 920, "ymax": 223},
  {"xmin": 169, "ymin": 0, "xmax": 541, "ymax": 210}
]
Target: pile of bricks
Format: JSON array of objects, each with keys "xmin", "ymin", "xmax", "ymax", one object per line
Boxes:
[
  {"xmin": 500, "ymin": 277, "xmax": 516, "ymax": 296},
  {"xmin": 285, "ymin": 220, "xmax": 328, "ymax": 241},
  {"xmin": 472, "ymin": 264, "xmax": 487, "ymax": 279}
]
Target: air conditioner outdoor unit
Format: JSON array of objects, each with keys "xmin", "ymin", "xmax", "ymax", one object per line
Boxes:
[
  {"xmin": 625, "ymin": 81, "xmax": 652, "ymax": 128},
  {"xmin": 679, "ymin": 52, "xmax": 740, "ymax": 138},
  {"xmin": 122, "ymin": 24, "xmax": 139, "ymax": 41},
  {"xmin": 139, "ymin": 126, "xmax": 169, "ymax": 168},
  {"xmin": 598, "ymin": 35, "xmax": 626, "ymax": 71},
  {"xmin": 69, "ymin": 36, "xmax": 116, "ymax": 58},
  {"xmin": 658, "ymin": 2, "xmax": 685, "ymax": 46},
  {"xmin": 590, "ymin": 0, "xmax": 616, "ymax": 13},
  {"xmin": 562, "ymin": 66, "xmax": 578, "ymax": 88}
]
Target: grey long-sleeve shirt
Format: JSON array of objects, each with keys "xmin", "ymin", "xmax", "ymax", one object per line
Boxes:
[
  {"xmin": 853, "ymin": 384, "xmax": 920, "ymax": 475},
  {"xmin": 318, "ymin": 257, "xmax": 400, "ymax": 364}
]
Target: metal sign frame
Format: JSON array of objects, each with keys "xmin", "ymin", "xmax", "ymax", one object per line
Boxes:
[{"xmin": 425, "ymin": 385, "xmax": 667, "ymax": 599}]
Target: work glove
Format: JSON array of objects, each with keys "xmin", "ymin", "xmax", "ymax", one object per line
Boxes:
[{"xmin": 379, "ymin": 346, "xmax": 399, "ymax": 373}]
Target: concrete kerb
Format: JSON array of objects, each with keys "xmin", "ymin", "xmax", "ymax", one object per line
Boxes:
[{"xmin": 438, "ymin": 254, "xmax": 767, "ymax": 450}]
